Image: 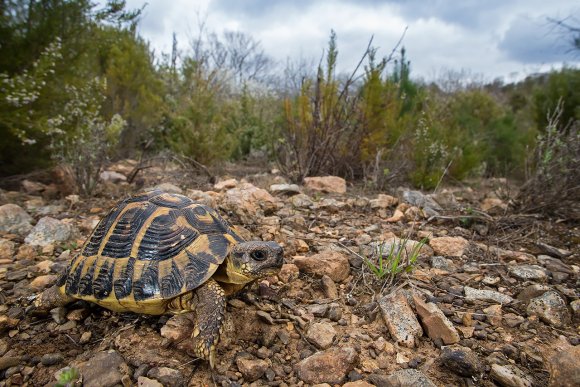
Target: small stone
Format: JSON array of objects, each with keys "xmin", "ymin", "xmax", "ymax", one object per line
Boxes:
[
  {"xmin": 570, "ymin": 300, "xmax": 580, "ymax": 318},
  {"xmin": 306, "ymin": 322, "xmax": 336, "ymax": 350},
  {"xmin": 56, "ymin": 320, "xmax": 77, "ymax": 331},
  {"xmin": 24, "ymin": 217, "xmax": 76, "ymax": 247},
  {"xmin": 0, "ymin": 356, "xmax": 21, "ymax": 370},
  {"xmin": 430, "ymin": 256, "xmax": 453, "ymax": 271},
  {"xmin": 41, "ymin": 353, "xmax": 64, "ymax": 366},
  {"xmin": 51, "ymin": 307, "xmax": 67, "ymax": 324},
  {"xmin": 146, "ymin": 367, "xmax": 184, "ymax": 387},
  {"xmin": 464, "ymin": 286, "xmax": 513, "ymax": 304},
  {"xmin": 527, "ymin": 291, "xmax": 570, "ymax": 327},
  {"xmin": 278, "ymin": 263, "xmax": 299, "ymax": 283},
  {"xmin": 213, "ymin": 178, "xmax": 238, "ymax": 190},
  {"xmin": 483, "ymin": 304, "xmax": 502, "ymax": 326},
  {"xmin": 414, "ymin": 295, "xmax": 460, "ymax": 344},
  {"xmin": 79, "ymin": 331, "xmax": 92, "ymax": 344},
  {"xmin": 270, "ymin": 184, "xmax": 301, "ymax": 195},
  {"xmin": 30, "ymin": 274, "xmax": 58, "ymax": 290},
  {"xmin": 370, "ymin": 194, "xmax": 398, "ymax": 209},
  {"xmin": 321, "ymin": 275, "xmax": 338, "ymax": 298},
  {"xmin": 517, "ymin": 284, "xmax": 551, "ymax": 303},
  {"xmin": 490, "ymin": 364, "xmax": 532, "ymax": 387},
  {"xmin": 0, "ymin": 239, "xmax": 15, "ymax": 260},
  {"xmin": 304, "ymin": 176, "xmax": 346, "ymax": 194},
  {"xmin": 293, "ymin": 251, "xmax": 350, "ymax": 282},
  {"xmin": 343, "ymin": 381, "xmax": 374, "ymax": 387},
  {"xmin": 440, "ymin": 345, "xmax": 482, "ymax": 377},
  {"xmin": 0, "ymin": 204, "xmax": 33, "ymax": 236},
  {"xmin": 306, "ymin": 304, "xmax": 329, "ymax": 317},
  {"xmin": 508, "ymin": 265, "xmax": 548, "ymax": 282},
  {"xmin": 386, "ymin": 209, "xmax": 405, "ymax": 222},
  {"xmin": 137, "ymin": 376, "xmax": 163, "ymax": 387},
  {"xmin": 236, "ymin": 358, "xmax": 270, "ymax": 382},
  {"xmin": 294, "ymin": 346, "xmax": 358, "ymax": 385},
  {"xmin": 100, "ymin": 170, "xmax": 127, "ymax": 183},
  {"xmin": 429, "ymin": 236, "xmax": 469, "ymax": 257},
  {"xmin": 379, "ymin": 290, "xmax": 423, "ymax": 347},
  {"xmin": 402, "ymin": 190, "xmax": 442, "ymax": 217},
  {"xmin": 381, "ymin": 369, "xmax": 437, "ymax": 387},
  {"xmin": 327, "ymin": 303, "xmax": 342, "ymax": 322},
  {"xmin": 76, "ymin": 350, "xmax": 129, "ymax": 387},
  {"xmin": 547, "ymin": 345, "xmax": 580, "ymax": 387}
]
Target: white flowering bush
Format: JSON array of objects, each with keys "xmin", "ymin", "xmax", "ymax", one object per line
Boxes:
[
  {"xmin": 48, "ymin": 78, "xmax": 125, "ymax": 196},
  {"xmin": 0, "ymin": 39, "xmax": 62, "ymax": 144}
]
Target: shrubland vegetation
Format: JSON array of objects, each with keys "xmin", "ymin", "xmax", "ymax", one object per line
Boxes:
[{"xmin": 1, "ymin": 1, "xmax": 578, "ymax": 211}]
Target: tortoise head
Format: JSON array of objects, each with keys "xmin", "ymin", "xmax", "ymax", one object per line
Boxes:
[{"xmin": 224, "ymin": 241, "xmax": 284, "ymax": 284}]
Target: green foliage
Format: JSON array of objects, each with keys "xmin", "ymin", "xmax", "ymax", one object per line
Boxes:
[
  {"xmin": 533, "ymin": 68, "xmax": 580, "ymax": 130},
  {"xmin": 56, "ymin": 367, "xmax": 81, "ymax": 387}
]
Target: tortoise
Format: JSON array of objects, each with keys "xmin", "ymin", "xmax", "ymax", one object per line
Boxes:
[{"xmin": 34, "ymin": 190, "xmax": 284, "ymax": 367}]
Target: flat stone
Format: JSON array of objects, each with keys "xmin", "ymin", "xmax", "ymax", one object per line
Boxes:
[
  {"xmin": 77, "ymin": 350, "xmax": 128, "ymax": 387},
  {"xmin": 290, "ymin": 193, "xmax": 314, "ymax": 208},
  {"xmin": 0, "ymin": 204, "xmax": 33, "ymax": 236},
  {"xmin": 0, "ymin": 239, "xmax": 15, "ymax": 260},
  {"xmin": 270, "ymin": 184, "xmax": 301, "ymax": 195},
  {"xmin": 304, "ymin": 176, "xmax": 346, "ymax": 194},
  {"xmin": 0, "ymin": 356, "xmax": 21, "ymax": 370},
  {"xmin": 30, "ymin": 274, "xmax": 58, "ymax": 290},
  {"xmin": 370, "ymin": 194, "xmax": 398, "ymax": 209},
  {"xmin": 508, "ymin": 265, "xmax": 548, "ymax": 281},
  {"xmin": 293, "ymin": 251, "xmax": 350, "ymax": 282},
  {"xmin": 278, "ymin": 263, "xmax": 299, "ymax": 283},
  {"xmin": 321, "ymin": 275, "xmax": 338, "ymax": 298},
  {"xmin": 380, "ymin": 369, "xmax": 437, "ymax": 387},
  {"xmin": 379, "ymin": 290, "xmax": 423, "ymax": 347},
  {"xmin": 137, "ymin": 376, "xmax": 163, "ymax": 387},
  {"xmin": 402, "ymin": 190, "xmax": 442, "ymax": 217},
  {"xmin": 41, "ymin": 353, "xmax": 64, "ymax": 366},
  {"xmin": 24, "ymin": 217, "xmax": 76, "ymax": 247},
  {"xmin": 306, "ymin": 322, "xmax": 336, "ymax": 349},
  {"xmin": 490, "ymin": 364, "xmax": 532, "ymax": 387},
  {"xmin": 464, "ymin": 286, "xmax": 513, "ymax": 304},
  {"xmin": 213, "ymin": 178, "xmax": 238, "ymax": 190},
  {"xmin": 440, "ymin": 345, "xmax": 482, "ymax": 377},
  {"xmin": 151, "ymin": 182, "xmax": 181, "ymax": 194},
  {"xmin": 429, "ymin": 236, "xmax": 469, "ymax": 257},
  {"xmin": 294, "ymin": 346, "xmax": 358, "ymax": 385},
  {"xmin": 236, "ymin": 358, "xmax": 270, "ymax": 382},
  {"xmin": 343, "ymin": 381, "xmax": 375, "ymax": 387},
  {"xmin": 517, "ymin": 284, "xmax": 551, "ymax": 303},
  {"xmin": 527, "ymin": 291, "xmax": 570, "ymax": 327},
  {"xmin": 146, "ymin": 367, "xmax": 185, "ymax": 387},
  {"xmin": 548, "ymin": 345, "xmax": 580, "ymax": 387},
  {"xmin": 483, "ymin": 304, "xmax": 503, "ymax": 326},
  {"xmin": 414, "ymin": 295, "xmax": 459, "ymax": 344}
]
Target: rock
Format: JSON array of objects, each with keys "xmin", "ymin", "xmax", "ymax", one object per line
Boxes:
[
  {"xmin": 483, "ymin": 304, "xmax": 502, "ymax": 326},
  {"xmin": 440, "ymin": 345, "xmax": 482, "ymax": 377},
  {"xmin": 343, "ymin": 381, "xmax": 375, "ymax": 387},
  {"xmin": 503, "ymin": 313, "xmax": 525, "ymax": 328},
  {"xmin": 527, "ymin": 291, "xmax": 570, "ymax": 327},
  {"xmin": 321, "ymin": 275, "xmax": 338, "ymax": 298},
  {"xmin": 517, "ymin": 284, "xmax": 551, "ymax": 303},
  {"xmin": 221, "ymin": 182, "xmax": 278, "ymax": 224},
  {"xmin": 508, "ymin": 265, "xmax": 548, "ymax": 282},
  {"xmin": 100, "ymin": 170, "xmax": 127, "ymax": 183},
  {"xmin": 548, "ymin": 345, "xmax": 580, "ymax": 387},
  {"xmin": 537, "ymin": 255, "xmax": 575, "ymax": 274},
  {"xmin": 270, "ymin": 184, "xmax": 301, "ymax": 196},
  {"xmin": 402, "ymin": 190, "xmax": 442, "ymax": 217},
  {"xmin": 413, "ymin": 295, "xmax": 460, "ymax": 344},
  {"xmin": 304, "ymin": 176, "xmax": 346, "ymax": 194},
  {"xmin": 481, "ymin": 198, "xmax": 507, "ymax": 212},
  {"xmin": 0, "ymin": 239, "xmax": 15, "ymax": 261},
  {"xmin": 236, "ymin": 358, "xmax": 270, "ymax": 382},
  {"xmin": 570, "ymin": 300, "xmax": 580, "ymax": 318},
  {"xmin": 294, "ymin": 346, "xmax": 358, "ymax": 385},
  {"xmin": 213, "ymin": 178, "xmax": 238, "ymax": 191},
  {"xmin": 290, "ymin": 193, "xmax": 314, "ymax": 208},
  {"xmin": 306, "ymin": 322, "xmax": 336, "ymax": 349},
  {"xmin": 186, "ymin": 189, "xmax": 217, "ymax": 208},
  {"xmin": 160, "ymin": 314, "xmax": 193, "ymax": 342},
  {"xmin": 146, "ymin": 367, "xmax": 185, "ymax": 387},
  {"xmin": 386, "ymin": 209, "xmax": 405, "ymax": 222},
  {"xmin": 370, "ymin": 194, "xmax": 398, "ymax": 209},
  {"xmin": 151, "ymin": 182, "xmax": 182, "ymax": 194},
  {"xmin": 41, "ymin": 353, "xmax": 64, "ymax": 366},
  {"xmin": 79, "ymin": 331, "xmax": 92, "ymax": 344},
  {"xmin": 536, "ymin": 242, "xmax": 572, "ymax": 259},
  {"xmin": 24, "ymin": 217, "xmax": 76, "ymax": 247},
  {"xmin": 430, "ymin": 256, "xmax": 454, "ymax": 271},
  {"xmin": 317, "ymin": 198, "xmax": 348, "ymax": 212},
  {"xmin": 0, "ymin": 356, "xmax": 20, "ymax": 370},
  {"xmin": 29, "ymin": 274, "xmax": 58, "ymax": 290},
  {"xmin": 379, "ymin": 290, "xmax": 423, "ymax": 347},
  {"xmin": 429, "ymin": 236, "xmax": 469, "ymax": 257},
  {"xmin": 490, "ymin": 364, "xmax": 532, "ymax": 387},
  {"xmin": 0, "ymin": 204, "xmax": 33, "ymax": 236},
  {"xmin": 380, "ymin": 369, "xmax": 437, "ymax": 387},
  {"xmin": 278, "ymin": 263, "xmax": 300, "ymax": 283},
  {"xmin": 51, "ymin": 307, "xmax": 67, "ymax": 324},
  {"xmin": 464, "ymin": 286, "xmax": 513, "ymax": 304},
  {"xmin": 368, "ymin": 238, "xmax": 433, "ymax": 262},
  {"xmin": 22, "ymin": 179, "xmax": 47, "ymax": 194},
  {"xmin": 77, "ymin": 350, "xmax": 128, "ymax": 387},
  {"xmin": 327, "ymin": 303, "xmax": 342, "ymax": 322},
  {"xmin": 137, "ymin": 376, "xmax": 163, "ymax": 387},
  {"xmin": 293, "ymin": 251, "xmax": 350, "ymax": 282}
]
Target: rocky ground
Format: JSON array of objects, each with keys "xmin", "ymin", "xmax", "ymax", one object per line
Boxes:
[{"xmin": 0, "ymin": 160, "xmax": 578, "ymax": 387}]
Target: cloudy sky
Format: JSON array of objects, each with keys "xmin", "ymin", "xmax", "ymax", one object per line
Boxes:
[{"xmin": 125, "ymin": 0, "xmax": 579, "ymax": 83}]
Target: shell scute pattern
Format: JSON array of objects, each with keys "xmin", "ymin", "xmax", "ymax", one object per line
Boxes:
[{"xmin": 62, "ymin": 191, "xmax": 242, "ymax": 304}]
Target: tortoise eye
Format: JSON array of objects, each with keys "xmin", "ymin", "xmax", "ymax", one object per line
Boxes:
[{"xmin": 251, "ymin": 250, "xmax": 267, "ymax": 261}]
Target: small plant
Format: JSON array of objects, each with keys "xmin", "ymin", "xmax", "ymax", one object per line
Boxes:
[
  {"xmin": 55, "ymin": 367, "xmax": 81, "ymax": 387},
  {"xmin": 364, "ymin": 236, "xmax": 427, "ymax": 280}
]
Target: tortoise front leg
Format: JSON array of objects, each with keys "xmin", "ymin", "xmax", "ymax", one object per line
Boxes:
[{"xmin": 170, "ymin": 278, "xmax": 226, "ymax": 368}]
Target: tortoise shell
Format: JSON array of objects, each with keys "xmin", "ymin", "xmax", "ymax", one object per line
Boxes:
[{"xmin": 56, "ymin": 190, "xmax": 243, "ymax": 309}]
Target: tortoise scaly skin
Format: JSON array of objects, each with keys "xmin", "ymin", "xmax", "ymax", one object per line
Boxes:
[{"xmin": 34, "ymin": 190, "xmax": 284, "ymax": 368}]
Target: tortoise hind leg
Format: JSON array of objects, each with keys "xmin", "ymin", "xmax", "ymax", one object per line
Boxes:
[
  {"xmin": 169, "ymin": 278, "xmax": 226, "ymax": 368},
  {"xmin": 31, "ymin": 285, "xmax": 74, "ymax": 314}
]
